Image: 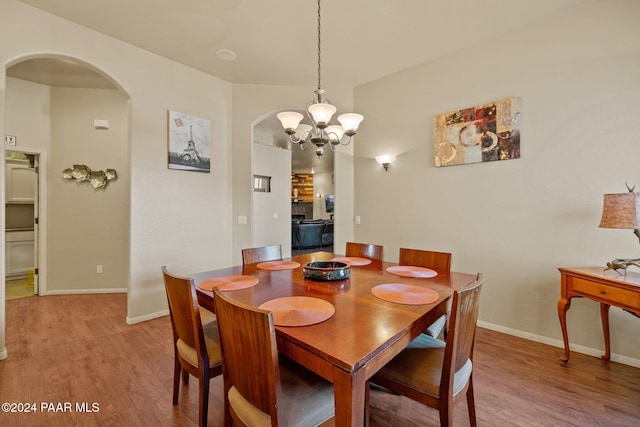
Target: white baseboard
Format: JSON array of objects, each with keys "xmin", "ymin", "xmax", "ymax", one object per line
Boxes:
[
  {"xmin": 38, "ymin": 289, "xmax": 168, "ymax": 325},
  {"xmin": 126, "ymin": 309, "xmax": 169, "ymax": 325},
  {"xmin": 478, "ymin": 321, "xmax": 640, "ymax": 368}
]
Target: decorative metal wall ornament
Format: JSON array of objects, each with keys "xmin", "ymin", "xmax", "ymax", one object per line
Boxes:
[{"xmin": 62, "ymin": 164, "xmax": 117, "ymax": 189}]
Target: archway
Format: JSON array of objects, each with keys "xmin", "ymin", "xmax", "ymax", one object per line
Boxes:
[
  {"xmin": 252, "ymin": 112, "xmax": 335, "ymax": 257},
  {"xmin": 2, "ymin": 55, "xmax": 130, "ymax": 329}
]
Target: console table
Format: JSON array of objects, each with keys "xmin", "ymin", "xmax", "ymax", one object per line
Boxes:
[{"xmin": 558, "ymin": 267, "xmax": 640, "ymax": 363}]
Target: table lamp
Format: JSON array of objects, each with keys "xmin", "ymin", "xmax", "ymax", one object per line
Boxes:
[{"xmin": 598, "ymin": 186, "xmax": 640, "ymax": 273}]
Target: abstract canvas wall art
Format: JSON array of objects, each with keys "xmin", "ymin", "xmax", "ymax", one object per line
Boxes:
[{"xmin": 434, "ymin": 97, "xmax": 521, "ymax": 167}]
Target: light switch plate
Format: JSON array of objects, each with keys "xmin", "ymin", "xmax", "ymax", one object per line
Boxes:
[
  {"xmin": 5, "ymin": 135, "xmax": 16, "ymax": 146},
  {"xmin": 94, "ymin": 119, "xmax": 110, "ymax": 129}
]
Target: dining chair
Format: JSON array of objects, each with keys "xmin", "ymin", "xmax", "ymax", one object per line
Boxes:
[
  {"xmin": 161, "ymin": 266, "xmax": 223, "ymax": 427},
  {"xmin": 367, "ymin": 273, "xmax": 483, "ymax": 427},
  {"xmin": 399, "ymin": 247, "xmax": 452, "ymax": 339},
  {"xmin": 345, "ymin": 241, "xmax": 384, "ymax": 261},
  {"xmin": 241, "ymin": 244, "xmax": 282, "ymax": 264},
  {"xmin": 213, "ymin": 287, "xmax": 335, "ymax": 427}
]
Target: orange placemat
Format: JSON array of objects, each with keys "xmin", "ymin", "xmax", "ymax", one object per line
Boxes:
[
  {"xmin": 198, "ymin": 275, "xmax": 259, "ymax": 292},
  {"xmin": 386, "ymin": 265, "xmax": 438, "ymax": 278},
  {"xmin": 259, "ymin": 296, "xmax": 335, "ymax": 327},
  {"xmin": 256, "ymin": 260, "xmax": 301, "ymax": 271},
  {"xmin": 331, "ymin": 256, "xmax": 372, "ymax": 266},
  {"xmin": 371, "ymin": 283, "xmax": 439, "ymax": 305}
]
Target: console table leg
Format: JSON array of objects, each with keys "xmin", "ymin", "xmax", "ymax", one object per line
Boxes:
[
  {"xmin": 558, "ymin": 297, "xmax": 571, "ymax": 363},
  {"xmin": 600, "ymin": 303, "xmax": 611, "ymax": 361}
]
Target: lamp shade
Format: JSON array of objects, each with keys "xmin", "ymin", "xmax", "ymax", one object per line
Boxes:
[
  {"xmin": 599, "ymin": 192, "xmax": 640, "ymax": 229},
  {"xmin": 376, "ymin": 155, "xmax": 396, "ymax": 165},
  {"xmin": 337, "ymin": 113, "xmax": 364, "ymax": 134},
  {"xmin": 277, "ymin": 111, "xmax": 304, "ymax": 131},
  {"xmin": 294, "ymin": 124, "xmax": 312, "ymax": 140},
  {"xmin": 325, "ymin": 125, "xmax": 344, "ymax": 143},
  {"xmin": 308, "ymin": 103, "xmax": 337, "ymax": 125}
]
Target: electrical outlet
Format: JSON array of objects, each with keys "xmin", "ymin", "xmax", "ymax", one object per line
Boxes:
[
  {"xmin": 355, "ymin": 216, "xmax": 361, "ymax": 224},
  {"xmin": 97, "ymin": 265, "xmax": 103, "ymax": 274}
]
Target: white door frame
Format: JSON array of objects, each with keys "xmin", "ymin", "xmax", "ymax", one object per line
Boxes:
[{"xmin": 6, "ymin": 146, "xmax": 47, "ymax": 295}]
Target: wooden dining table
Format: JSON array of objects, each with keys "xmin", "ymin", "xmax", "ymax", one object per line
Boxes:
[{"xmin": 193, "ymin": 251, "xmax": 478, "ymax": 427}]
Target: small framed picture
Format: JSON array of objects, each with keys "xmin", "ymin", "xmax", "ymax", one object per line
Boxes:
[{"xmin": 167, "ymin": 110, "xmax": 211, "ymax": 173}]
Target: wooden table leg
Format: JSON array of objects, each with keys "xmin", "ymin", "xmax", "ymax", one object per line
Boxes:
[
  {"xmin": 557, "ymin": 297, "xmax": 571, "ymax": 363},
  {"xmin": 333, "ymin": 367, "xmax": 366, "ymax": 426},
  {"xmin": 600, "ymin": 303, "xmax": 611, "ymax": 361}
]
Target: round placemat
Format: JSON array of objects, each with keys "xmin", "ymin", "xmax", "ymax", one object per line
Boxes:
[
  {"xmin": 386, "ymin": 265, "xmax": 438, "ymax": 278},
  {"xmin": 259, "ymin": 296, "xmax": 335, "ymax": 327},
  {"xmin": 199, "ymin": 275, "xmax": 259, "ymax": 292},
  {"xmin": 371, "ymin": 283, "xmax": 439, "ymax": 305},
  {"xmin": 256, "ymin": 260, "xmax": 301, "ymax": 271},
  {"xmin": 331, "ymin": 256, "xmax": 372, "ymax": 266}
]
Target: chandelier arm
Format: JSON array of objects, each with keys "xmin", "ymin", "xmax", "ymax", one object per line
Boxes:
[
  {"xmin": 288, "ymin": 134, "xmax": 301, "ymax": 144},
  {"xmin": 288, "ymin": 134, "xmax": 309, "ymax": 148}
]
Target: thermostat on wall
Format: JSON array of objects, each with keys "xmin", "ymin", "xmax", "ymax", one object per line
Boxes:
[{"xmin": 94, "ymin": 120, "xmax": 110, "ymax": 129}]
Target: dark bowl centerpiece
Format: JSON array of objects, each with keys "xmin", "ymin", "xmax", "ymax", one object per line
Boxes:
[{"xmin": 303, "ymin": 261, "xmax": 350, "ymax": 281}]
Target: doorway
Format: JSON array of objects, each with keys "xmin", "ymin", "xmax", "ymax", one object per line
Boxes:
[
  {"xmin": 252, "ymin": 113, "xmax": 336, "ymax": 257},
  {"xmin": 5, "ymin": 150, "xmax": 39, "ymax": 300}
]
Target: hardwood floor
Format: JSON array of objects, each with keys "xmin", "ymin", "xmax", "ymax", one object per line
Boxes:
[
  {"xmin": 1, "ymin": 293, "xmax": 639, "ymax": 426},
  {"xmin": 5, "ymin": 278, "xmax": 34, "ymax": 301}
]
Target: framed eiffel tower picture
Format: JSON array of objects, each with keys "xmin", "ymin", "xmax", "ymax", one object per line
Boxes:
[{"xmin": 167, "ymin": 110, "xmax": 211, "ymax": 173}]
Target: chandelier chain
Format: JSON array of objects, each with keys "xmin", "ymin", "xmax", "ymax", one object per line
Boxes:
[
  {"xmin": 317, "ymin": 0, "xmax": 322, "ymax": 92},
  {"xmin": 276, "ymin": 0, "xmax": 362, "ymax": 158}
]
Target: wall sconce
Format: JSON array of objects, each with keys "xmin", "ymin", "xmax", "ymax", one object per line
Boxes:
[
  {"xmin": 599, "ymin": 184, "xmax": 640, "ymax": 273},
  {"xmin": 376, "ymin": 155, "xmax": 396, "ymax": 171}
]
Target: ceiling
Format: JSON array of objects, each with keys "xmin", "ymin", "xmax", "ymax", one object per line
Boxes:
[
  {"xmin": 9, "ymin": 0, "xmax": 586, "ymax": 174},
  {"xmin": 16, "ymin": 0, "xmax": 585, "ymax": 88}
]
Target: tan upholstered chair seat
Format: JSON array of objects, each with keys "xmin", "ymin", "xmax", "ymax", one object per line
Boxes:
[
  {"xmin": 176, "ymin": 320, "xmax": 222, "ymax": 369},
  {"xmin": 229, "ymin": 356, "xmax": 334, "ymax": 427},
  {"xmin": 424, "ymin": 315, "xmax": 447, "ymax": 339},
  {"xmin": 199, "ymin": 306, "xmax": 217, "ymax": 324},
  {"xmin": 375, "ymin": 334, "xmax": 472, "ymax": 398}
]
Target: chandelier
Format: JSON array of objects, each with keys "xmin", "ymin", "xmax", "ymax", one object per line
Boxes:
[{"xmin": 277, "ymin": 0, "xmax": 364, "ymax": 158}]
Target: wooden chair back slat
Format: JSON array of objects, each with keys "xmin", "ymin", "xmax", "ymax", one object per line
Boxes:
[
  {"xmin": 242, "ymin": 245, "xmax": 282, "ymax": 264},
  {"xmin": 345, "ymin": 242, "xmax": 384, "ymax": 261},
  {"xmin": 399, "ymin": 248, "xmax": 452, "ymax": 271}
]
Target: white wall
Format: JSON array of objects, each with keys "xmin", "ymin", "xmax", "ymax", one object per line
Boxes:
[
  {"xmin": 48, "ymin": 86, "xmax": 129, "ymax": 293},
  {"xmin": 354, "ymin": 0, "xmax": 640, "ymax": 363},
  {"xmin": 252, "ymin": 142, "xmax": 291, "ymax": 253},
  {"xmin": 313, "ymin": 171, "xmax": 334, "ymax": 220},
  {"xmin": 1, "ymin": 0, "xmax": 234, "ymax": 358}
]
